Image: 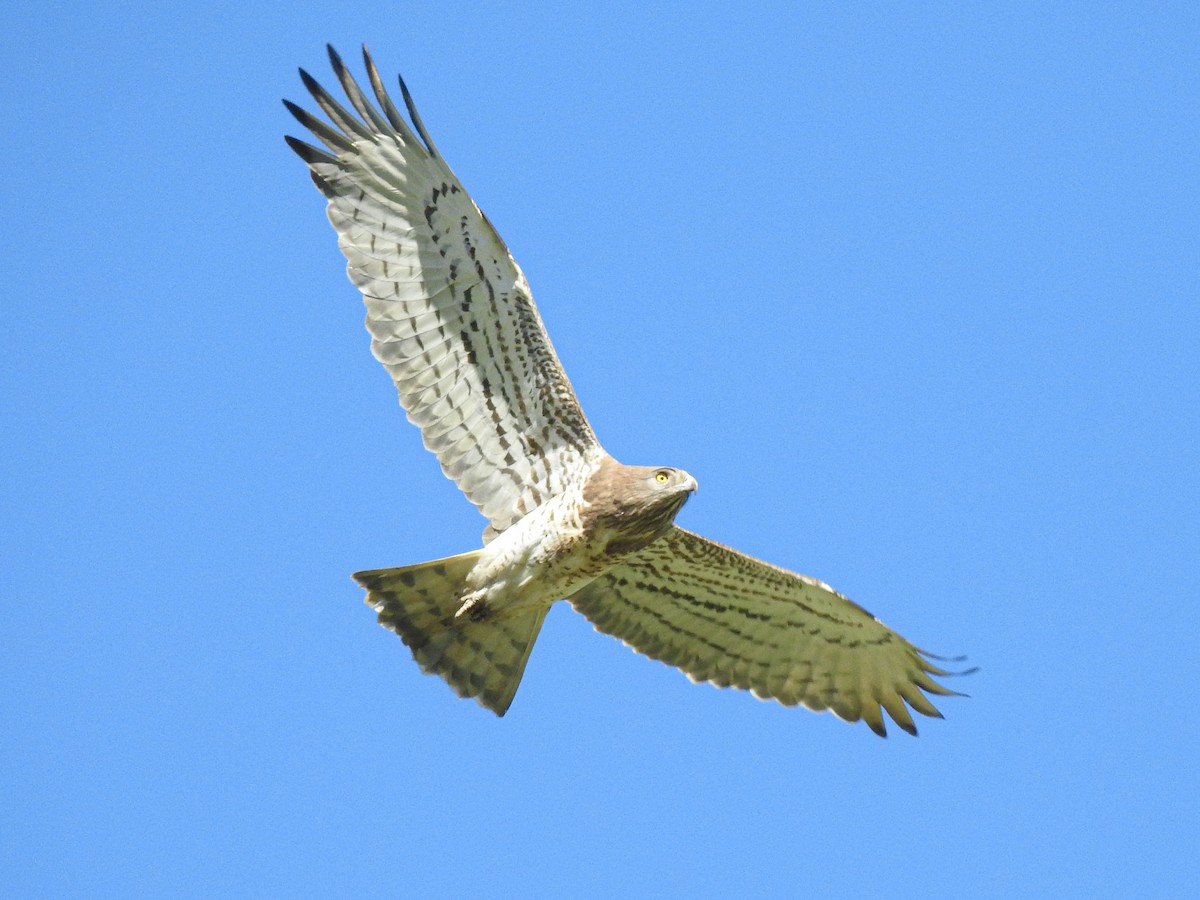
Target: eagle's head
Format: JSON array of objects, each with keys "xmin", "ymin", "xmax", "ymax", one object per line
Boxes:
[
  {"xmin": 639, "ymin": 465, "xmax": 698, "ymax": 505},
  {"xmin": 584, "ymin": 458, "xmax": 698, "ymax": 556}
]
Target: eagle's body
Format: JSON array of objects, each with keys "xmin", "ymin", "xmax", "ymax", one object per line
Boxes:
[
  {"xmin": 455, "ymin": 461, "xmax": 696, "ymax": 620},
  {"xmin": 285, "ymin": 46, "xmax": 971, "ymax": 735}
]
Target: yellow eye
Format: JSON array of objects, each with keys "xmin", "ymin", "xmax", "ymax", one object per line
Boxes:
[{"xmin": 655, "ymin": 471, "xmax": 670, "ymax": 484}]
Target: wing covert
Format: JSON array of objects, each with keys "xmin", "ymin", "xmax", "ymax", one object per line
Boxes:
[
  {"xmin": 569, "ymin": 527, "xmax": 968, "ymax": 736},
  {"xmin": 286, "ymin": 46, "xmax": 603, "ymax": 534}
]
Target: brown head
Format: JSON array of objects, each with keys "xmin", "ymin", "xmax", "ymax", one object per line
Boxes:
[{"xmin": 583, "ymin": 456, "xmax": 698, "ymax": 556}]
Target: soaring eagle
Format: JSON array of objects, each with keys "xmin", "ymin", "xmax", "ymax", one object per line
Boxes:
[{"xmin": 284, "ymin": 46, "xmax": 970, "ymax": 736}]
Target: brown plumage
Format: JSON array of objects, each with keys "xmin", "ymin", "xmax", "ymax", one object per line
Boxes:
[
  {"xmin": 583, "ymin": 460, "xmax": 697, "ymax": 556},
  {"xmin": 286, "ymin": 46, "xmax": 973, "ymax": 734}
]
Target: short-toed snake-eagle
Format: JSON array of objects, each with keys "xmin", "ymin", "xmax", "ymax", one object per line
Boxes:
[{"xmin": 285, "ymin": 46, "xmax": 971, "ymax": 735}]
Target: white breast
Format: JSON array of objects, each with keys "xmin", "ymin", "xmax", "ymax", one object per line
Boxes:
[{"xmin": 463, "ymin": 484, "xmax": 607, "ymax": 613}]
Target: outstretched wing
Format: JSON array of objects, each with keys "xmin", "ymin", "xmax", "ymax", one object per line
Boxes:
[
  {"xmin": 285, "ymin": 46, "xmax": 603, "ymax": 535},
  {"xmin": 570, "ymin": 527, "xmax": 968, "ymax": 736}
]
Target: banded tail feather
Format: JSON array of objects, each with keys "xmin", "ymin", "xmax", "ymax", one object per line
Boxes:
[{"xmin": 354, "ymin": 552, "xmax": 549, "ymax": 715}]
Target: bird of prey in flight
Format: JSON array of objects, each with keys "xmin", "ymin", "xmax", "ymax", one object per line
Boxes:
[{"xmin": 284, "ymin": 45, "xmax": 971, "ymax": 736}]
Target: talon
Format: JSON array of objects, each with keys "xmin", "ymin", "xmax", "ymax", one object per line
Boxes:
[{"xmin": 455, "ymin": 594, "xmax": 489, "ymax": 622}]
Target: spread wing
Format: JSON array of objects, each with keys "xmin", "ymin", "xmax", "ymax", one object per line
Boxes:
[
  {"xmin": 285, "ymin": 46, "xmax": 603, "ymax": 535},
  {"xmin": 569, "ymin": 527, "xmax": 968, "ymax": 736}
]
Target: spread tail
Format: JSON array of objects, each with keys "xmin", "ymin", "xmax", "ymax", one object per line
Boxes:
[{"xmin": 353, "ymin": 551, "xmax": 548, "ymax": 716}]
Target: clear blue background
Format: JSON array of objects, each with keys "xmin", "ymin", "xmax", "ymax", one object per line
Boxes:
[{"xmin": 4, "ymin": 2, "xmax": 1196, "ymax": 897}]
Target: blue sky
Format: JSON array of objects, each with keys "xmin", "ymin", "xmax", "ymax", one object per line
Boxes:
[{"xmin": 3, "ymin": 2, "xmax": 1196, "ymax": 896}]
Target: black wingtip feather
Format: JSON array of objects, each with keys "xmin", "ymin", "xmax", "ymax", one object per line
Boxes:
[
  {"xmin": 361, "ymin": 46, "xmax": 413, "ymax": 137},
  {"xmin": 297, "ymin": 66, "xmax": 321, "ymax": 95},
  {"xmin": 397, "ymin": 73, "xmax": 441, "ymax": 158},
  {"xmin": 281, "ymin": 97, "xmax": 306, "ymax": 120},
  {"xmin": 325, "ymin": 43, "xmax": 393, "ymax": 135},
  {"xmin": 920, "ymin": 650, "xmax": 971, "ymax": 664},
  {"xmin": 298, "ymin": 63, "xmax": 373, "ymax": 140},
  {"xmin": 283, "ymin": 98, "xmax": 356, "ymax": 153},
  {"xmin": 283, "ymin": 133, "xmax": 336, "ymax": 167}
]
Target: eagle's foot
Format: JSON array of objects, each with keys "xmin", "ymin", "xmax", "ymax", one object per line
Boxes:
[{"xmin": 454, "ymin": 592, "xmax": 491, "ymax": 623}]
